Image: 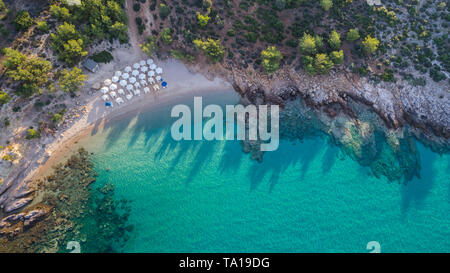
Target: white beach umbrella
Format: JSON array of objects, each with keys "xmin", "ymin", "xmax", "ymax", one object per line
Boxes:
[
  {"xmin": 129, "ymin": 77, "xmax": 136, "ymax": 84},
  {"xmin": 126, "ymin": 84, "xmax": 133, "ymax": 91},
  {"xmin": 122, "ymin": 73, "xmax": 130, "ymax": 79},
  {"xmin": 134, "ymin": 82, "xmax": 141, "ymax": 88},
  {"xmin": 155, "ymin": 67, "xmax": 163, "ymax": 74},
  {"xmin": 126, "ymin": 94, "xmax": 133, "ymax": 100},
  {"xmin": 119, "ymin": 80, "xmax": 127, "ymax": 87},
  {"xmin": 143, "ymin": 87, "xmax": 150, "ymax": 94},
  {"xmin": 114, "ymin": 71, "xmax": 122, "ymax": 77},
  {"xmin": 150, "ymin": 64, "xmax": 157, "ymax": 70},
  {"xmin": 118, "ymin": 89, "xmax": 125, "ymax": 95},
  {"xmin": 140, "ymin": 60, "xmax": 146, "ymax": 66},
  {"xmin": 139, "ymin": 73, "xmax": 146, "ymax": 80},
  {"xmin": 156, "ymin": 75, "xmax": 162, "ymax": 82},
  {"xmin": 153, "ymin": 84, "xmax": 160, "ymax": 91},
  {"xmin": 116, "ymin": 97, "xmax": 124, "ymax": 104},
  {"xmin": 132, "ymin": 70, "xmax": 139, "ymax": 76},
  {"xmin": 146, "ymin": 58, "xmax": 153, "ymax": 65},
  {"xmin": 104, "ymin": 79, "xmax": 112, "ymax": 86},
  {"xmin": 102, "ymin": 94, "xmax": 109, "ymax": 101},
  {"xmin": 133, "ymin": 63, "xmax": 140, "ymax": 69},
  {"xmin": 148, "ymin": 70, "xmax": 155, "ymax": 77},
  {"xmin": 140, "ymin": 80, "xmax": 147, "ymax": 86},
  {"xmin": 124, "ymin": 66, "xmax": 132, "ymax": 72},
  {"xmin": 112, "ymin": 76, "xmax": 119, "ymax": 83},
  {"xmin": 134, "ymin": 89, "xmax": 141, "ymax": 96},
  {"xmin": 110, "ymin": 91, "xmax": 117, "ymax": 98},
  {"xmin": 148, "ymin": 77, "xmax": 155, "ymax": 84},
  {"xmin": 100, "ymin": 87, "xmax": 109, "ymax": 94},
  {"xmin": 141, "ymin": 66, "xmax": 148, "ymax": 72},
  {"xmin": 109, "ymin": 84, "xmax": 118, "ymax": 91}
]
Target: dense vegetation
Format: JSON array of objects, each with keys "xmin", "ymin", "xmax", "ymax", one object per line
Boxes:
[{"xmin": 139, "ymin": 0, "xmax": 448, "ymax": 85}]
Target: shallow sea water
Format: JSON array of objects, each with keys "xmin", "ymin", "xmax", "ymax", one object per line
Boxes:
[{"xmin": 77, "ymin": 91, "xmax": 450, "ymax": 253}]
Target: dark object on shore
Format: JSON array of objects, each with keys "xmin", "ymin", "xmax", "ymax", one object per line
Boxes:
[{"xmin": 83, "ymin": 59, "xmax": 99, "ymax": 73}]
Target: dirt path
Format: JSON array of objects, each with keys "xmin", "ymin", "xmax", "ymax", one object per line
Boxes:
[
  {"xmin": 125, "ymin": 0, "xmax": 152, "ymax": 49},
  {"xmin": 125, "ymin": 0, "xmax": 140, "ymax": 49}
]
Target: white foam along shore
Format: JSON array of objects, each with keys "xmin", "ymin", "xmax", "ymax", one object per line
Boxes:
[{"xmin": 0, "ymin": 57, "xmax": 233, "ymax": 213}]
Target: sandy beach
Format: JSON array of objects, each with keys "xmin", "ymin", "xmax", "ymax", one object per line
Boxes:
[
  {"xmin": 0, "ymin": 46, "xmax": 233, "ymax": 212},
  {"xmin": 31, "ymin": 58, "xmax": 234, "ymax": 182}
]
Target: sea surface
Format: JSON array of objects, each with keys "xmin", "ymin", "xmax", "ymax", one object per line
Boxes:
[{"xmin": 76, "ymin": 90, "xmax": 450, "ymax": 253}]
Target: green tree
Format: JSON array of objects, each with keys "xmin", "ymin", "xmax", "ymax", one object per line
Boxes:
[
  {"xmin": 59, "ymin": 67, "xmax": 87, "ymax": 93},
  {"xmin": 161, "ymin": 28, "xmax": 173, "ymax": 44},
  {"xmin": 320, "ymin": 0, "xmax": 333, "ymax": 11},
  {"xmin": 196, "ymin": 12, "xmax": 210, "ymax": 28},
  {"xmin": 193, "ymin": 38, "xmax": 225, "ymax": 63},
  {"xmin": 61, "ymin": 39, "xmax": 88, "ymax": 65},
  {"xmin": 299, "ymin": 33, "xmax": 317, "ymax": 54},
  {"xmin": 330, "ymin": 50, "xmax": 344, "ymax": 65},
  {"xmin": 0, "ymin": 90, "xmax": 11, "ymax": 106},
  {"xmin": 328, "ymin": 30, "xmax": 341, "ymax": 50},
  {"xmin": 346, "ymin": 28, "xmax": 360, "ymax": 42},
  {"xmin": 362, "ymin": 35, "xmax": 380, "ymax": 55},
  {"xmin": 314, "ymin": 53, "xmax": 334, "ymax": 74},
  {"xmin": 50, "ymin": 4, "xmax": 71, "ymax": 21},
  {"xmin": 3, "ymin": 48, "xmax": 52, "ymax": 97},
  {"xmin": 109, "ymin": 21, "xmax": 128, "ymax": 43},
  {"xmin": 13, "ymin": 10, "xmax": 33, "ymax": 31},
  {"xmin": 51, "ymin": 22, "xmax": 87, "ymax": 66},
  {"xmin": 261, "ymin": 46, "xmax": 283, "ymax": 73}
]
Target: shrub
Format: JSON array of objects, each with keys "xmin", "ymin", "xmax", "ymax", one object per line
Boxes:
[
  {"xmin": 320, "ymin": 0, "xmax": 333, "ymax": 11},
  {"xmin": 36, "ymin": 20, "xmax": 49, "ymax": 32},
  {"xmin": 170, "ymin": 49, "xmax": 195, "ymax": 62},
  {"xmin": 140, "ymin": 36, "xmax": 159, "ymax": 55},
  {"xmin": 299, "ymin": 33, "xmax": 318, "ymax": 54},
  {"xmin": 261, "ymin": 46, "xmax": 283, "ymax": 73},
  {"xmin": 196, "ymin": 12, "xmax": 210, "ymax": 28},
  {"xmin": 0, "ymin": 90, "xmax": 11, "ymax": 105},
  {"xmin": 362, "ymin": 35, "xmax": 380, "ymax": 55},
  {"xmin": 51, "ymin": 113, "xmax": 63, "ymax": 123},
  {"xmin": 330, "ymin": 50, "xmax": 344, "ymax": 65},
  {"xmin": 346, "ymin": 28, "xmax": 360, "ymax": 42},
  {"xmin": 50, "ymin": 4, "xmax": 70, "ymax": 21},
  {"xmin": 160, "ymin": 28, "xmax": 173, "ymax": 44},
  {"xmin": 26, "ymin": 128, "xmax": 40, "ymax": 139},
  {"xmin": 159, "ymin": 3, "xmax": 170, "ymax": 20},
  {"xmin": 328, "ymin": 30, "xmax": 341, "ymax": 50},
  {"xmin": 91, "ymin": 50, "xmax": 114, "ymax": 63},
  {"xmin": 13, "ymin": 10, "xmax": 33, "ymax": 31},
  {"xmin": 133, "ymin": 3, "xmax": 141, "ymax": 12},
  {"xmin": 193, "ymin": 38, "xmax": 225, "ymax": 63},
  {"xmin": 314, "ymin": 53, "xmax": 334, "ymax": 74}
]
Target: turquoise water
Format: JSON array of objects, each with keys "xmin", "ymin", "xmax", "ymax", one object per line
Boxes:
[{"xmin": 79, "ymin": 91, "xmax": 450, "ymax": 253}]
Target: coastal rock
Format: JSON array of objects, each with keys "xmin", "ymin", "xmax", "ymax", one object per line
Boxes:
[
  {"xmin": 4, "ymin": 197, "xmax": 33, "ymax": 213},
  {"xmin": 23, "ymin": 208, "xmax": 49, "ymax": 228}
]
